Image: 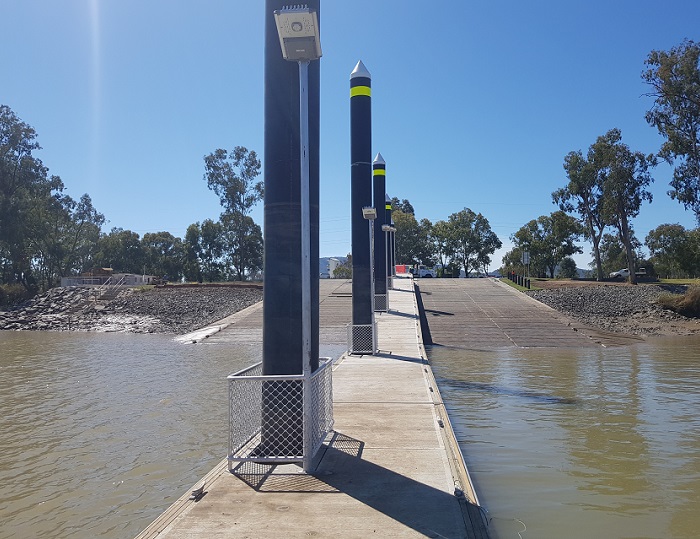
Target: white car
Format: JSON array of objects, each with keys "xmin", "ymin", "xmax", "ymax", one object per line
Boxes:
[{"xmin": 609, "ymin": 268, "xmax": 646, "ymax": 279}]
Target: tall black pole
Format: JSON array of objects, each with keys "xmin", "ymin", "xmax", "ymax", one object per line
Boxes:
[
  {"xmin": 350, "ymin": 61, "xmax": 372, "ymax": 327},
  {"xmin": 263, "ymin": 0, "xmax": 320, "ymax": 376},
  {"xmin": 372, "ymin": 153, "xmax": 386, "ymax": 305}
]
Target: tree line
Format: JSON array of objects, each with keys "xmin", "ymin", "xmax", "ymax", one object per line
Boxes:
[
  {"xmin": 503, "ymin": 39, "xmax": 700, "ymax": 283},
  {"xmin": 389, "ymin": 40, "xmax": 699, "ymax": 282},
  {"xmin": 0, "ymin": 104, "xmax": 264, "ymax": 306}
]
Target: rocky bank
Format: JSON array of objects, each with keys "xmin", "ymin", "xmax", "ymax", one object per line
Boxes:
[
  {"xmin": 0, "ymin": 285, "xmax": 263, "ymax": 334},
  {"xmin": 527, "ymin": 283, "xmax": 700, "ymax": 336}
]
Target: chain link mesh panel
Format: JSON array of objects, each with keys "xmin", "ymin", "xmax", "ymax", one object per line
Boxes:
[
  {"xmin": 228, "ymin": 358, "xmax": 334, "ymax": 471},
  {"xmin": 374, "ymin": 294, "xmax": 387, "ymax": 312},
  {"xmin": 348, "ymin": 323, "xmax": 377, "ymax": 355}
]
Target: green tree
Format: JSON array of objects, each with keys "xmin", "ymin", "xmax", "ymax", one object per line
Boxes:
[
  {"xmin": 446, "ymin": 208, "xmax": 501, "ymax": 276},
  {"xmin": 221, "ymin": 213, "xmax": 263, "ymax": 280},
  {"xmin": 32, "ymin": 190, "xmax": 104, "ymax": 288},
  {"xmin": 390, "ymin": 197, "xmax": 415, "ymax": 215},
  {"xmin": 94, "ymin": 228, "xmax": 145, "ymax": 274},
  {"xmin": 183, "ymin": 223, "xmax": 202, "ymax": 282},
  {"xmin": 511, "ymin": 212, "xmax": 583, "ymax": 278},
  {"xmin": 558, "ymin": 257, "xmax": 578, "ymax": 279},
  {"xmin": 643, "ymin": 39, "xmax": 700, "ymax": 224},
  {"xmin": 333, "ymin": 254, "xmax": 352, "ymax": 279},
  {"xmin": 204, "ymin": 147, "xmax": 263, "ymax": 215},
  {"xmin": 199, "ymin": 219, "xmax": 225, "ymax": 282},
  {"xmin": 203, "ymin": 146, "xmax": 263, "ymax": 279},
  {"xmin": 393, "ymin": 210, "xmax": 433, "ymax": 266},
  {"xmin": 142, "ymin": 232, "xmax": 184, "ymax": 281},
  {"xmin": 0, "ymin": 105, "xmax": 57, "ymax": 291},
  {"xmin": 431, "ymin": 220, "xmax": 456, "ymax": 276},
  {"xmin": 591, "ymin": 129, "xmax": 656, "ymax": 283},
  {"xmin": 554, "ymin": 149, "xmax": 608, "ymax": 280},
  {"xmin": 597, "ymin": 233, "xmax": 635, "ymax": 276},
  {"xmin": 645, "ymin": 223, "xmax": 700, "ymax": 278}
]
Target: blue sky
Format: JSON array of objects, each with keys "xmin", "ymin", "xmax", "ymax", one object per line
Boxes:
[{"xmin": 2, "ymin": 1, "xmax": 699, "ymax": 270}]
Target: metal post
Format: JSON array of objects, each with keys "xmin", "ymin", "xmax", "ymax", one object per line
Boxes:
[
  {"xmin": 299, "ymin": 60, "xmax": 311, "ymax": 380},
  {"xmin": 350, "ymin": 61, "xmax": 372, "ymax": 327},
  {"xmin": 384, "ymin": 228, "xmax": 390, "ymax": 300}
]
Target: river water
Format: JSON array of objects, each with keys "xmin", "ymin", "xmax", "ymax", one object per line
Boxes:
[
  {"xmin": 429, "ymin": 336, "xmax": 700, "ymax": 539},
  {"xmin": 1, "ymin": 331, "xmax": 699, "ymax": 539}
]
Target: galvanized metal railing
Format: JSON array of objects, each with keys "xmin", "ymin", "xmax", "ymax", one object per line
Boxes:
[{"xmin": 227, "ymin": 357, "xmax": 334, "ymax": 472}]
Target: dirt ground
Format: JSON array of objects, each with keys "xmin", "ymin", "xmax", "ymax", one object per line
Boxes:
[{"xmin": 527, "ymin": 278, "xmax": 700, "ymax": 337}]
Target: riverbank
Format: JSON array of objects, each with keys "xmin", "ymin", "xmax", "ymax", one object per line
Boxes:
[
  {"xmin": 527, "ymin": 282, "xmax": 700, "ymax": 336},
  {"xmin": 1, "ymin": 280, "xmax": 698, "ymax": 337},
  {"xmin": 0, "ymin": 285, "xmax": 263, "ymax": 333}
]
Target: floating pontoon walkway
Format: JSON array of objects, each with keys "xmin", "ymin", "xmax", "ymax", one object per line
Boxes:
[{"xmin": 137, "ymin": 276, "xmax": 489, "ymax": 538}]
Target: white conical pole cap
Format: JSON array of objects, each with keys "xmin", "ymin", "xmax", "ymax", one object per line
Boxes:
[
  {"xmin": 350, "ymin": 60, "xmax": 371, "ymax": 79},
  {"xmin": 373, "ymin": 152, "xmax": 385, "ymax": 165},
  {"xmin": 385, "ymin": 193, "xmax": 391, "ymax": 202}
]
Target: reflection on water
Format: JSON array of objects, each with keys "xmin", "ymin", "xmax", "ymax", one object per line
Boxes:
[
  {"xmin": 0, "ymin": 331, "xmax": 262, "ymax": 539},
  {"xmin": 429, "ymin": 336, "xmax": 700, "ymax": 539}
]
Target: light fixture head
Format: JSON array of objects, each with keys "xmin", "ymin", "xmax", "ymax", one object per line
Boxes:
[
  {"xmin": 362, "ymin": 207, "xmax": 377, "ymax": 220},
  {"xmin": 273, "ymin": 5, "xmax": 322, "ymax": 61}
]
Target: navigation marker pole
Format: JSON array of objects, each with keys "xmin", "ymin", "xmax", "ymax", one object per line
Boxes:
[
  {"xmin": 349, "ymin": 60, "xmax": 376, "ymax": 354},
  {"xmin": 372, "ymin": 153, "xmax": 387, "ymax": 312}
]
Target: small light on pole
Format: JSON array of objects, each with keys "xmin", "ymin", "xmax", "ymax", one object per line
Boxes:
[{"xmin": 274, "ymin": 5, "xmax": 322, "ymax": 382}]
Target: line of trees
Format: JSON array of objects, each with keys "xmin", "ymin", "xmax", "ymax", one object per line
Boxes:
[
  {"xmin": 502, "ymin": 39, "xmax": 700, "ymax": 282},
  {"xmin": 391, "ymin": 198, "xmax": 502, "ymax": 277},
  {"xmin": 0, "ymin": 104, "xmax": 264, "ymax": 305}
]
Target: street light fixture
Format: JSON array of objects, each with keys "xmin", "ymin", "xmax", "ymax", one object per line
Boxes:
[
  {"xmin": 274, "ymin": 5, "xmax": 322, "ymax": 382},
  {"xmin": 274, "ymin": 6, "xmax": 322, "ymax": 61},
  {"xmin": 362, "ymin": 207, "xmax": 377, "ymax": 220}
]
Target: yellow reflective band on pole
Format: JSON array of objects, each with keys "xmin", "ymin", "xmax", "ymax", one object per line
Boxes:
[
  {"xmin": 350, "ymin": 86, "xmax": 371, "ymax": 97},
  {"xmin": 373, "ymin": 169, "xmax": 386, "ymax": 176},
  {"xmin": 386, "ymin": 204, "xmax": 392, "ymax": 210}
]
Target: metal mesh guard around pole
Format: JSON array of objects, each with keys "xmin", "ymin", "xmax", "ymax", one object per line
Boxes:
[
  {"xmin": 228, "ymin": 358, "xmax": 334, "ymax": 472},
  {"xmin": 348, "ymin": 323, "xmax": 377, "ymax": 355}
]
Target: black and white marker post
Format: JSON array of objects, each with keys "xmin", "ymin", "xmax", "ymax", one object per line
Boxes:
[{"xmin": 350, "ymin": 61, "xmax": 376, "ymax": 354}]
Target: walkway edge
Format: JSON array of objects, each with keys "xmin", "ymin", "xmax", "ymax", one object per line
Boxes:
[{"xmin": 410, "ymin": 280, "xmax": 490, "ymax": 535}]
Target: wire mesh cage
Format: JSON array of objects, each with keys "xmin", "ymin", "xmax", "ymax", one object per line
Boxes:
[
  {"xmin": 227, "ymin": 358, "xmax": 334, "ymax": 472},
  {"xmin": 348, "ymin": 323, "xmax": 377, "ymax": 355},
  {"xmin": 374, "ymin": 293, "xmax": 387, "ymax": 312}
]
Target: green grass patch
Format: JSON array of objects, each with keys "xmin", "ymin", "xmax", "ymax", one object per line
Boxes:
[
  {"xmin": 499, "ymin": 278, "xmax": 542, "ymax": 292},
  {"xmin": 657, "ymin": 286, "xmax": 700, "ymax": 318},
  {"xmin": 658, "ymin": 278, "xmax": 700, "ymax": 286}
]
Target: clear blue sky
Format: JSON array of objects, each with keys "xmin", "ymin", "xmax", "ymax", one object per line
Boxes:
[{"xmin": 2, "ymin": 1, "xmax": 699, "ymax": 270}]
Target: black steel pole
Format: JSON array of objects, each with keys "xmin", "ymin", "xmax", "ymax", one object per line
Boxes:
[
  {"xmin": 263, "ymin": 0, "xmax": 320, "ymax": 375},
  {"xmin": 261, "ymin": 1, "xmax": 321, "ymax": 456},
  {"xmin": 350, "ymin": 61, "xmax": 372, "ymax": 326},
  {"xmin": 372, "ymin": 153, "xmax": 386, "ymax": 302}
]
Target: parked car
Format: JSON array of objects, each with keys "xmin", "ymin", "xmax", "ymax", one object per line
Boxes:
[{"xmin": 609, "ymin": 267, "xmax": 646, "ymax": 279}]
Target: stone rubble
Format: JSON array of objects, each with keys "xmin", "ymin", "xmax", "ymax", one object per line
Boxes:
[
  {"xmin": 527, "ymin": 284, "xmax": 699, "ymax": 336},
  {"xmin": 0, "ymin": 286, "xmax": 263, "ymax": 334}
]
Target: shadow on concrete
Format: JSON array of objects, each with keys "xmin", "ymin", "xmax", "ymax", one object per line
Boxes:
[
  {"xmin": 373, "ymin": 352, "xmax": 425, "ymax": 364},
  {"xmin": 314, "ymin": 433, "xmax": 471, "ymax": 537}
]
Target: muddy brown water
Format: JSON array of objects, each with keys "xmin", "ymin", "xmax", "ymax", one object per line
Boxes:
[
  {"xmin": 429, "ymin": 335, "xmax": 700, "ymax": 539},
  {"xmin": 1, "ymin": 330, "xmax": 699, "ymax": 539}
]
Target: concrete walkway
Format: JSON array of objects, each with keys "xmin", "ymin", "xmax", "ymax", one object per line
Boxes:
[{"xmin": 136, "ymin": 276, "xmax": 488, "ymax": 539}]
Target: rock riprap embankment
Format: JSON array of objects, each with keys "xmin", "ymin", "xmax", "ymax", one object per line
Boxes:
[
  {"xmin": 527, "ymin": 284, "xmax": 697, "ymax": 336},
  {"xmin": 0, "ymin": 285, "xmax": 263, "ymax": 334}
]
